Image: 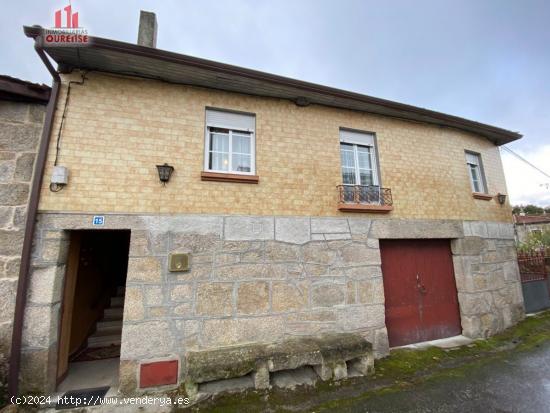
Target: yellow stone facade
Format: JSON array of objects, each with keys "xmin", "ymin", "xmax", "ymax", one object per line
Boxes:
[{"xmin": 38, "ymin": 72, "xmax": 512, "ymax": 222}]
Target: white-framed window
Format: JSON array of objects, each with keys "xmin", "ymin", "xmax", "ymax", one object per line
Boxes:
[
  {"xmin": 465, "ymin": 151, "xmax": 486, "ymax": 193},
  {"xmin": 530, "ymin": 228, "xmax": 542, "ymax": 235},
  {"xmin": 204, "ymin": 109, "xmax": 255, "ymax": 174},
  {"xmin": 339, "ymin": 129, "xmax": 381, "ymax": 204},
  {"xmin": 339, "ymin": 129, "xmax": 379, "ymax": 186}
]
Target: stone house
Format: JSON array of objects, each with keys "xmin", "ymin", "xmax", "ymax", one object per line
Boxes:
[
  {"xmin": 9, "ymin": 13, "xmax": 524, "ymax": 398},
  {"xmin": 514, "ymin": 214, "xmax": 550, "ymax": 244},
  {"xmin": 0, "ymin": 75, "xmax": 50, "ymax": 392}
]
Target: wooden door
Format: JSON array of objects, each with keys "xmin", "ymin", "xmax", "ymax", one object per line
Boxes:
[
  {"xmin": 380, "ymin": 239, "xmax": 462, "ymax": 347},
  {"xmin": 57, "ymin": 232, "xmax": 81, "ymax": 383}
]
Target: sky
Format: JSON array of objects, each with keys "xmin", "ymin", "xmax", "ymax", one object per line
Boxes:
[{"xmin": 1, "ymin": 0, "xmax": 549, "ymax": 206}]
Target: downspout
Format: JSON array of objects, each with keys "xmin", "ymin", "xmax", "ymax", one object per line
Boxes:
[{"xmin": 8, "ymin": 30, "xmax": 61, "ymax": 397}]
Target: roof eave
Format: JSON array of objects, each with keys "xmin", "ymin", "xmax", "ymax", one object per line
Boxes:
[
  {"xmin": 23, "ymin": 25, "xmax": 522, "ymax": 145},
  {"xmin": 0, "ymin": 73, "xmax": 51, "ymax": 103}
]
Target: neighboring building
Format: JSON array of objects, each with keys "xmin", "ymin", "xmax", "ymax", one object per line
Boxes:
[
  {"xmin": 0, "ymin": 76, "xmax": 50, "ymax": 390},
  {"xmin": 514, "ymin": 214, "xmax": 550, "ymax": 244},
  {"xmin": 12, "ymin": 13, "xmax": 524, "ymax": 397},
  {"xmin": 513, "ymin": 214, "xmax": 550, "ymax": 314}
]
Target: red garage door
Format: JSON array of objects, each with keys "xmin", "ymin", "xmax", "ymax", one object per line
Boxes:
[{"xmin": 380, "ymin": 239, "xmax": 462, "ymax": 347}]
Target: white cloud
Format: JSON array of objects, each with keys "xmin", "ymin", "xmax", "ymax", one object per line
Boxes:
[{"xmin": 501, "ymin": 145, "xmax": 550, "ymax": 206}]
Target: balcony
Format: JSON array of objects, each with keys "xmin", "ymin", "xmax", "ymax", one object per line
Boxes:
[{"xmin": 337, "ymin": 185, "xmax": 393, "ymax": 213}]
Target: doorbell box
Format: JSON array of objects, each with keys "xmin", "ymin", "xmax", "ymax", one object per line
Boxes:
[{"xmin": 168, "ymin": 253, "xmax": 190, "ymax": 272}]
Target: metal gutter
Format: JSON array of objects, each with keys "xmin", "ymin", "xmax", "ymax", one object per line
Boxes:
[
  {"xmin": 22, "ymin": 25, "xmax": 522, "ymax": 145},
  {"xmin": 8, "ymin": 29, "xmax": 61, "ymax": 397}
]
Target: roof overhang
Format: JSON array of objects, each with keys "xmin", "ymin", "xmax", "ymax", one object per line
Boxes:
[
  {"xmin": 514, "ymin": 214, "xmax": 550, "ymax": 225},
  {"xmin": 0, "ymin": 74, "xmax": 50, "ymax": 103},
  {"xmin": 24, "ymin": 25, "xmax": 521, "ymax": 145}
]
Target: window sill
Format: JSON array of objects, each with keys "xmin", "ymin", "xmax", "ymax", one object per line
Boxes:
[
  {"xmin": 472, "ymin": 192, "xmax": 493, "ymax": 201},
  {"xmin": 338, "ymin": 203, "xmax": 393, "ymax": 213},
  {"xmin": 201, "ymin": 171, "xmax": 259, "ymax": 184}
]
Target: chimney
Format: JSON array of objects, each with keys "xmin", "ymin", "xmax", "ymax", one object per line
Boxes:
[{"xmin": 137, "ymin": 10, "xmax": 157, "ymax": 48}]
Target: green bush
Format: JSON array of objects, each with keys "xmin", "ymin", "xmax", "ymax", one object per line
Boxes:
[{"xmin": 517, "ymin": 229, "xmax": 550, "ymax": 253}]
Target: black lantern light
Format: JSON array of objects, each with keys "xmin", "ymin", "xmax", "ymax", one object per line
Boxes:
[
  {"xmin": 156, "ymin": 163, "xmax": 174, "ymax": 185},
  {"xmin": 497, "ymin": 193, "xmax": 507, "ymax": 205}
]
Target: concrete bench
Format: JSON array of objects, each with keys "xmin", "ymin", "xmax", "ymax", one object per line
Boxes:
[{"xmin": 184, "ymin": 332, "xmax": 374, "ymax": 398}]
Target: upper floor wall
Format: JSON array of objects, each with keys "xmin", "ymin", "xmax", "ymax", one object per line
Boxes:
[{"xmin": 38, "ymin": 72, "xmax": 512, "ymax": 222}]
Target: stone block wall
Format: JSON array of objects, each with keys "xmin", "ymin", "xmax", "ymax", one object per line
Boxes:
[
  {"xmin": 19, "ymin": 230, "xmax": 69, "ymax": 393},
  {"xmin": 121, "ymin": 216, "xmax": 387, "ymax": 357},
  {"xmin": 20, "ymin": 213, "xmax": 524, "ymax": 395},
  {"xmin": 452, "ymin": 221, "xmax": 524, "ymax": 338},
  {"xmin": 22, "ymin": 214, "xmax": 388, "ymax": 393},
  {"xmin": 0, "ymin": 100, "xmax": 45, "ymax": 388}
]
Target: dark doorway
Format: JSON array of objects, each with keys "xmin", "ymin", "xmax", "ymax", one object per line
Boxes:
[
  {"xmin": 57, "ymin": 230, "xmax": 130, "ymax": 385},
  {"xmin": 380, "ymin": 239, "xmax": 462, "ymax": 347}
]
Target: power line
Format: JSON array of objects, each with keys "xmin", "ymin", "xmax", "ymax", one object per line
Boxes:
[{"xmin": 501, "ymin": 145, "xmax": 550, "ymax": 180}]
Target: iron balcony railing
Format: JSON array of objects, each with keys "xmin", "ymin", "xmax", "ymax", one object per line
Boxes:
[{"xmin": 337, "ymin": 185, "xmax": 393, "ymax": 206}]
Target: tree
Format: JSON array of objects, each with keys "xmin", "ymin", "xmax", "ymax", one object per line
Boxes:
[
  {"xmin": 513, "ymin": 204, "xmax": 546, "ymax": 215},
  {"xmin": 524, "ymin": 204, "xmax": 545, "ymax": 215}
]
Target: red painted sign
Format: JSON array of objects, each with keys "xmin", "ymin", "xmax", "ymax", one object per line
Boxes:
[{"xmin": 140, "ymin": 360, "xmax": 178, "ymax": 388}]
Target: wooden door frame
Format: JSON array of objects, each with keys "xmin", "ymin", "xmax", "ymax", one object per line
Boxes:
[{"xmin": 56, "ymin": 231, "xmax": 81, "ymax": 385}]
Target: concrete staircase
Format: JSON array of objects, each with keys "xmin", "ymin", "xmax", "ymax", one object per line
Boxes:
[{"xmin": 87, "ymin": 287, "xmax": 125, "ymax": 348}]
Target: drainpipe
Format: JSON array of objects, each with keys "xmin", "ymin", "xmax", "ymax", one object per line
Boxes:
[{"xmin": 8, "ymin": 28, "xmax": 61, "ymax": 397}]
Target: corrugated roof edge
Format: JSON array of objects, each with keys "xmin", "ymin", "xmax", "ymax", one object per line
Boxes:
[
  {"xmin": 23, "ymin": 25, "xmax": 521, "ymax": 145},
  {"xmin": 514, "ymin": 214, "xmax": 550, "ymax": 225}
]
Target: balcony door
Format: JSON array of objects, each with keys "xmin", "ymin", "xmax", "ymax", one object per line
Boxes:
[{"xmin": 339, "ymin": 129, "xmax": 379, "ymax": 203}]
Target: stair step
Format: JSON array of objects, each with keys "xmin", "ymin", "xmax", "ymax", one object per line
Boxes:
[
  {"xmin": 116, "ymin": 286, "xmax": 126, "ymax": 297},
  {"xmin": 88, "ymin": 334, "xmax": 121, "ymax": 348},
  {"xmin": 96, "ymin": 319, "xmax": 123, "ymax": 331},
  {"xmin": 94, "ymin": 325, "xmax": 122, "ymax": 337},
  {"xmin": 110, "ymin": 296, "xmax": 124, "ymax": 307},
  {"xmin": 91, "ymin": 326, "xmax": 122, "ymax": 338},
  {"xmin": 103, "ymin": 307, "xmax": 123, "ymax": 320}
]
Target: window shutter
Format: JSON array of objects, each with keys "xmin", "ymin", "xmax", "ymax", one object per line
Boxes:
[
  {"xmin": 465, "ymin": 152, "xmax": 479, "ymax": 165},
  {"xmin": 206, "ymin": 109, "xmax": 255, "ymax": 132},
  {"xmin": 339, "ymin": 129, "xmax": 374, "ymax": 146}
]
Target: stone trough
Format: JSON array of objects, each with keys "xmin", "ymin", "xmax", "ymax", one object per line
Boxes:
[{"xmin": 184, "ymin": 332, "xmax": 374, "ymax": 399}]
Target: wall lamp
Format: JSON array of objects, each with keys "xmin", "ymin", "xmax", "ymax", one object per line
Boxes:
[
  {"xmin": 156, "ymin": 163, "xmax": 174, "ymax": 185},
  {"xmin": 497, "ymin": 193, "xmax": 507, "ymax": 205}
]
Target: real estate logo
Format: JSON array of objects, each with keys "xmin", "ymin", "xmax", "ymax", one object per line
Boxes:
[{"xmin": 43, "ymin": 3, "xmax": 89, "ymax": 46}]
